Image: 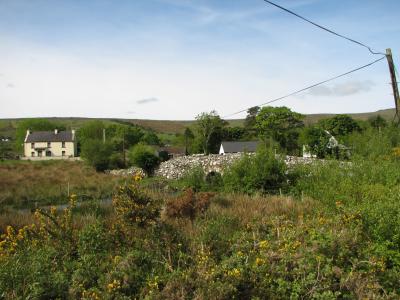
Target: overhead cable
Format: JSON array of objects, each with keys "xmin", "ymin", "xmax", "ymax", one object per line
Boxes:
[
  {"xmin": 223, "ymin": 57, "xmax": 385, "ymax": 118},
  {"xmin": 262, "ymin": 0, "xmax": 386, "ymax": 56}
]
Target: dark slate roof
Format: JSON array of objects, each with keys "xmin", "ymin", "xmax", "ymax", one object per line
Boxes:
[
  {"xmin": 26, "ymin": 131, "xmax": 74, "ymax": 143},
  {"xmin": 221, "ymin": 141, "xmax": 259, "ymax": 153}
]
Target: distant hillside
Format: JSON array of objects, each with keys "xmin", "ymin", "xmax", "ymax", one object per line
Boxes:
[
  {"xmin": 303, "ymin": 108, "xmax": 396, "ymax": 125},
  {"xmin": 0, "ymin": 108, "xmax": 396, "ymax": 138}
]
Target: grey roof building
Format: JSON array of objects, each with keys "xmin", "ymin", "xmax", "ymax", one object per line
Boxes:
[
  {"xmin": 219, "ymin": 141, "xmax": 259, "ymax": 154},
  {"xmin": 23, "ymin": 129, "xmax": 77, "ymax": 159},
  {"xmin": 25, "ymin": 130, "xmax": 74, "ymax": 143}
]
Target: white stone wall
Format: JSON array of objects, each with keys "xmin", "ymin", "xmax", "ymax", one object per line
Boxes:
[{"xmin": 155, "ymin": 153, "xmax": 320, "ymax": 179}]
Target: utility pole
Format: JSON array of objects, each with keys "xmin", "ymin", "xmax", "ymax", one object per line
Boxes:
[
  {"xmin": 386, "ymin": 48, "xmax": 400, "ymax": 122},
  {"xmin": 103, "ymin": 128, "xmax": 106, "ymax": 144}
]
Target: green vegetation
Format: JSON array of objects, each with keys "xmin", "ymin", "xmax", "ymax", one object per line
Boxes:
[
  {"xmin": 0, "ymin": 160, "xmax": 120, "ymax": 210},
  {"xmin": 128, "ymin": 144, "xmax": 160, "ymax": 175},
  {"xmin": 2, "ymin": 109, "xmax": 400, "ymax": 298}
]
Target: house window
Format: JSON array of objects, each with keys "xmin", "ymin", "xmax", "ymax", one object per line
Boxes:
[
  {"xmin": 47, "ymin": 142, "xmax": 51, "ymax": 148},
  {"xmin": 31, "ymin": 152, "xmax": 35, "ymax": 157},
  {"xmin": 62, "ymin": 141, "xmax": 66, "ymax": 148},
  {"xmin": 31, "ymin": 143, "xmax": 35, "ymax": 149},
  {"xmin": 62, "ymin": 151, "xmax": 66, "ymax": 157}
]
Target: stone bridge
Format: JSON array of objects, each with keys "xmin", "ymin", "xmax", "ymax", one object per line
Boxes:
[{"xmin": 154, "ymin": 153, "xmax": 316, "ymax": 179}]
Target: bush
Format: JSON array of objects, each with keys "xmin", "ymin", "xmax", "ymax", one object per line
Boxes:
[
  {"xmin": 112, "ymin": 182, "xmax": 160, "ymax": 228},
  {"xmin": 81, "ymin": 139, "xmax": 113, "ymax": 171},
  {"xmin": 178, "ymin": 166, "xmax": 207, "ymax": 192},
  {"xmin": 128, "ymin": 144, "xmax": 160, "ymax": 175},
  {"xmin": 109, "ymin": 152, "xmax": 125, "ymax": 169},
  {"xmin": 223, "ymin": 147, "xmax": 287, "ymax": 194},
  {"xmin": 165, "ymin": 188, "xmax": 214, "ymax": 221}
]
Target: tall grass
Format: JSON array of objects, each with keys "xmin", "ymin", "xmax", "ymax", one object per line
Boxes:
[{"xmin": 0, "ymin": 160, "xmax": 121, "ymax": 209}]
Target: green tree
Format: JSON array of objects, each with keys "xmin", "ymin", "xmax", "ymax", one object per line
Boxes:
[
  {"xmin": 255, "ymin": 106, "xmax": 304, "ymax": 153},
  {"xmin": 141, "ymin": 132, "xmax": 161, "ymax": 146},
  {"xmin": 319, "ymin": 114, "xmax": 360, "ymax": 137},
  {"xmin": 107, "ymin": 124, "xmax": 144, "ymax": 149},
  {"xmin": 300, "ymin": 126, "xmax": 330, "ymax": 158},
  {"xmin": 368, "ymin": 115, "xmax": 388, "ymax": 131},
  {"xmin": 244, "ymin": 106, "xmax": 260, "ymax": 129},
  {"xmin": 223, "ymin": 146, "xmax": 287, "ymax": 194},
  {"xmin": 81, "ymin": 139, "xmax": 113, "ymax": 171},
  {"xmin": 194, "ymin": 111, "xmax": 227, "ymax": 154},
  {"xmin": 77, "ymin": 120, "xmax": 105, "ymax": 145},
  {"xmin": 128, "ymin": 144, "xmax": 160, "ymax": 175},
  {"xmin": 184, "ymin": 127, "xmax": 195, "ymax": 155},
  {"xmin": 15, "ymin": 119, "xmax": 63, "ymax": 153},
  {"xmin": 221, "ymin": 126, "xmax": 246, "ymax": 141}
]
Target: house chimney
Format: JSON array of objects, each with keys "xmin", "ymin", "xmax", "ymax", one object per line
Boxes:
[
  {"xmin": 54, "ymin": 129, "xmax": 58, "ymax": 134},
  {"xmin": 24, "ymin": 130, "xmax": 31, "ymax": 143}
]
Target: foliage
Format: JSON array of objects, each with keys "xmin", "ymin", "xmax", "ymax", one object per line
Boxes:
[
  {"xmin": 14, "ymin": 118, "xmax": 63, "ymax": 153},
  {"xmin": 128, "ymin": 143, "xmax": 160, "ymax": 175},
  {"xmin": 223, "ymin": 146, "xmax": 287, "ymax": 194},
  {"xmin": 176, "ymin": 166, "xmax": 223, "ymax": 192},
  {"xmin": 319, "ymin": 114, "xmax": 361, "ymax": 138},
  {"xmin": 221, "ymin": 126, "xmax": 247, "ymax": 141},
  {"xmin": 255, "ymin": 106, "xmax": 304, "ymax": 154},
  {"xmin": 112, "ymin": 181, "xmax": 160, "ymax": 228},
  {"xmin": 0, "ymin": 160, "xmax": 119, "ymax": 210},
  {"xmin": 183, "ymin": 127, "xmax": 195, "ymax": 155},
  {"xmin": 2, "ymin": 117, "xmax": 400, "ymax": 299},
  {"xmin": 368, "ymin": 115, "xmax": 388, "ymax": 130},
  {"xmin": 165, "ymin": 189, "xmax": 213, "ymax": 221},
  {"xmin": 244, "ymin": 106, "xmax": 260, "ymax": 130},
  {"xmin": 80, "ymin": 139, "xmax": 113, "ymax": 171},
  {"xmin": 77, "ymin": 120, "xmax": 105, "ymax": 145},
  {"xmin": 194, "ymin": 111, "xmax": 227, "ymax": 154},
  {"xmin": 300, "ymin": 125, "xmax": 331, "ymax": 158},
  {"xmin": 142, "ymin": 132, "xmax": 161, "ymax": 145}
]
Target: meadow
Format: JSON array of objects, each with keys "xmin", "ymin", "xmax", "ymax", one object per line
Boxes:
[
  {"xmin": 1, "ymin": 117, "xmax": 400, "ymax": 299},
  {"xmin": 0, "ymin": 160, "xmax": 121, "ymax": 210}
]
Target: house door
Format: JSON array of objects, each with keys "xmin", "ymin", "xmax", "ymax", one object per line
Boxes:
[
  {"xmin": 46, "ymin": 151, "xmax": 51, "ymax": 157},
  {"xmin": 38, "ymin": 150, "xmax": 42, "ymax": 157}
]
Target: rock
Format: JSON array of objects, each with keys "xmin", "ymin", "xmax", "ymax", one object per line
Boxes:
[{"xmin": 108, "ymin": 167, "xmax": 147, "ymax": 178}]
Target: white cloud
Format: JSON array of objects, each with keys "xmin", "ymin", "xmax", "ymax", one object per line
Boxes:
[
  {"xmin": 136, "ymin": 97, "xmax": 159, "ymax": 104},
  {"xmin": 308, "ymin": 80, "xmax": 375, "ymax": 97}
]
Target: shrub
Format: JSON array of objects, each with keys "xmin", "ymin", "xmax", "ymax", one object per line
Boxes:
[
  {"xmin": 112, "ymin": 182, "xmax": 160, "ymax": 228},
  {"xmin": 81, "ymin": 139, "xmax": 113, "ymax": 171},
  {"xmin": 165, "ymin": 188, "xmax": 214, "ymax": 221},
  {"xmin": 108, "ymin": 152, "xmax": 125, "ymax": 169},
  {"xmin": 128, "ymin": 144, "xmax": 160, "ymax": 175},
  {"xmin": 223, "ymin": 147, "xmax": 287, "ymax": 194},
  {"xmin": 178, "ymin": 166, "xmax": 207, "ymax": 192}
]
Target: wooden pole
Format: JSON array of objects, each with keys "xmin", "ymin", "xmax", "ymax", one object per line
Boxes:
[{"xmin": 386, "ymin": 49, "xmax": 400, "ymax": 122}]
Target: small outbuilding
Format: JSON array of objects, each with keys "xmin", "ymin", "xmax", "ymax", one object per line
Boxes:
[{"xmin": 219, "ymin": 141, "xmax": 259, "ymax": 155}]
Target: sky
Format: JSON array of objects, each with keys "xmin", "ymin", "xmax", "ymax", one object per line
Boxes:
[{"xmin": 0, "ymin": 0, "xmax": 399, "ymax": 120}]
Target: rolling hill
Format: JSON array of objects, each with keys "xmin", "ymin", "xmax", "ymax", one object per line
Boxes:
[{"xmin": 0, "ymin": 108, "xmax": 396, "ymax": 139}]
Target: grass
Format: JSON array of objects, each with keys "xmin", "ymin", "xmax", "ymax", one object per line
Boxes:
[{"xmin": 0, "ymin": 160, "xmax": 122, "ymax": 209}]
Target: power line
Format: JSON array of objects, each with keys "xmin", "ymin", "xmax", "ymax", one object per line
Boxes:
[
  {"xmin": 223, "ymin": 57, "xmax": 385, "ymax": 119},
  {"xmin": 262, "ymin": 0, "xmax": 386, "ymax": 56}
]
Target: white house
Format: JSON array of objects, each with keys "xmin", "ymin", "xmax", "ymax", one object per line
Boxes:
[
  {"xmin": 219, "ymin": 141, "xmax": 259, "ymax": 155},
  {"xmin": 24, "ymin": 129, "xmax": 77, "ymax": 159}
]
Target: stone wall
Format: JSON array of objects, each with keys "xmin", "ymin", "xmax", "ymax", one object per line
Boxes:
[
  {"xmin": 154, "ymin": 153, "xmax": 243, "ymax": 179},
  {"xmin": 154, "ymin": 153, "xmax": 319, "ymax": 179}
]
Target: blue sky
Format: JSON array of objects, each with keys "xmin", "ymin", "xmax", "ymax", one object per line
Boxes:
[{"xmin": 0, "ymin": 0, "xmax": 399, "ymax": 120}]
